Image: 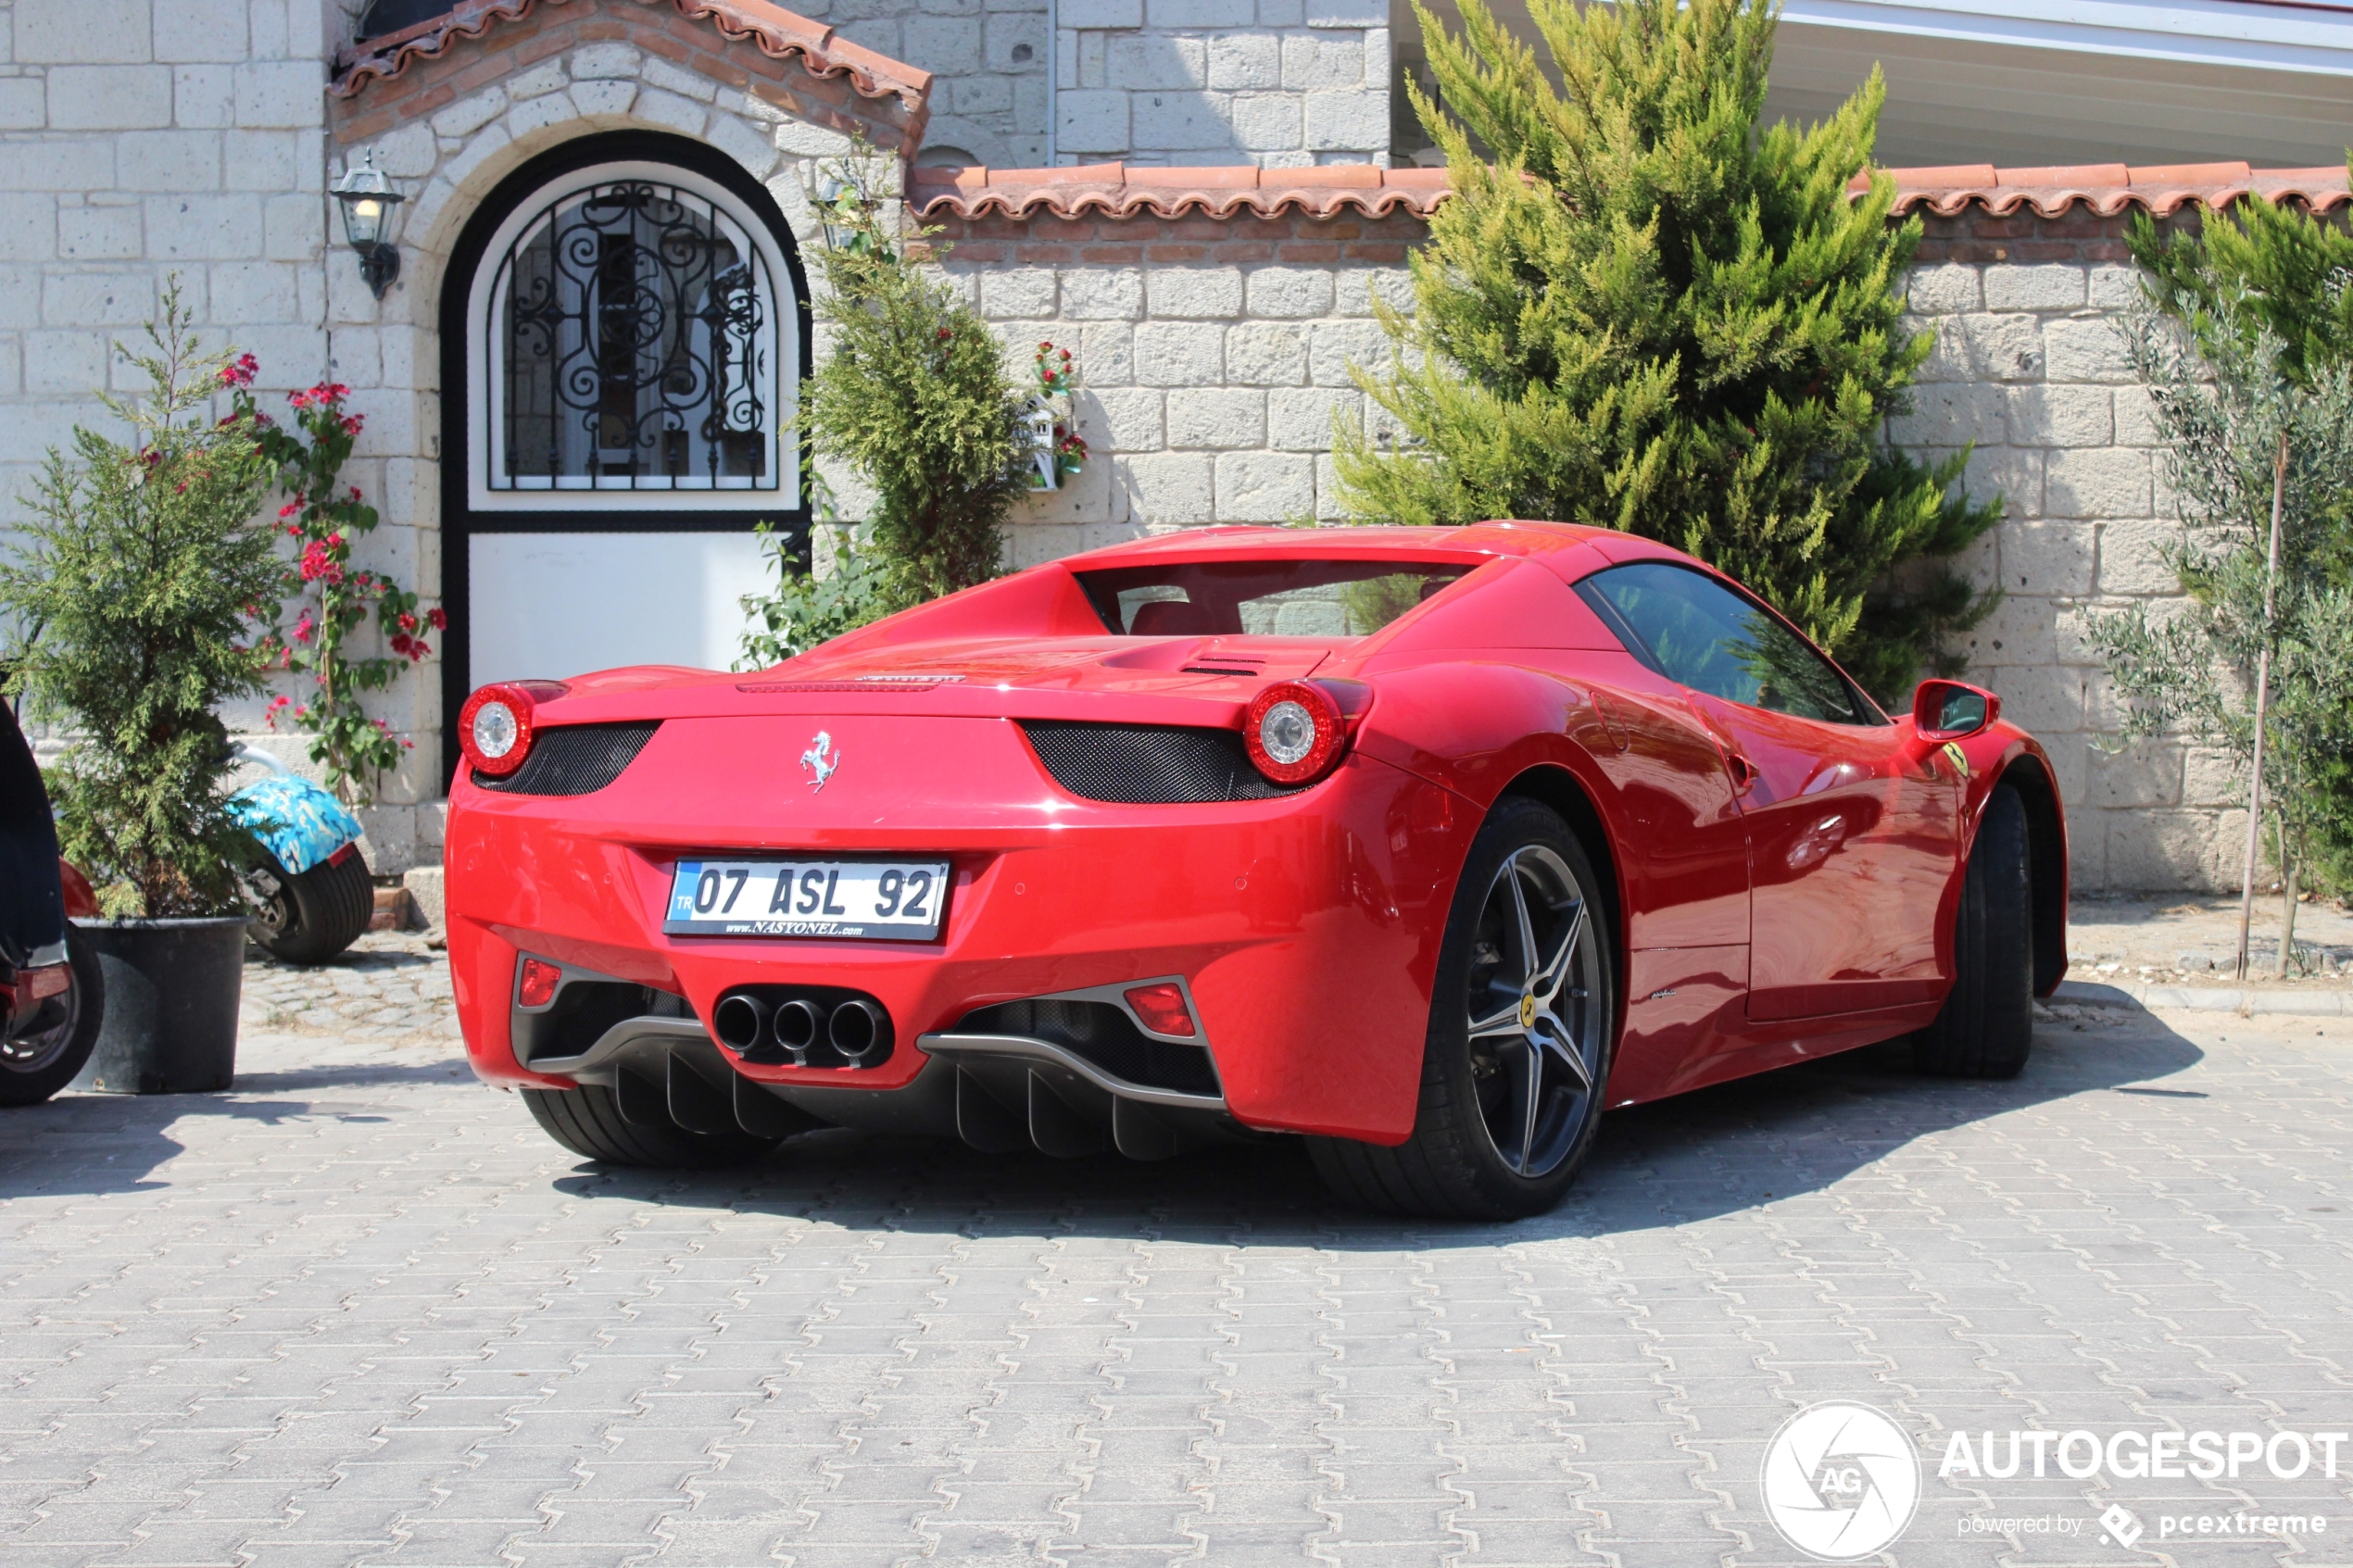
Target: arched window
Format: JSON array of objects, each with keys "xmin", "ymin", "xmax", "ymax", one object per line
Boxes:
[{"xmin": 467, "ymin": 161, "xmax": 797, "ymax": 511}]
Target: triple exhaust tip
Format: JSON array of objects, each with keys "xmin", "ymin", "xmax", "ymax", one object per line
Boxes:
[{"xmin": 713, "ymin": 993, "xmax": 887, "ymax": 1061}]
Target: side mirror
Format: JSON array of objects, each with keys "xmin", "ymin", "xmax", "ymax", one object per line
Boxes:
[{"xmin": 1912, "ymin": 679, "xmax": 1998, "ymax": 740}]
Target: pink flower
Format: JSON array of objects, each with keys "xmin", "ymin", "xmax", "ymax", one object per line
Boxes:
[
  {"xmin": 219, "ymin": 353, "xmax": 258, "ymax": 387},
  {"xmin": 278, "ymin": 501, "xmax": 300, "ymax": 520},
  {"xmin": 292, "ymin": 611, "xmax": 315, "ymax": 645}
]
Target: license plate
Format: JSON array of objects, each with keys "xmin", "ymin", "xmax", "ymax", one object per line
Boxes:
[{"xmin": 663, "ymin": 858, "xmax": 950, "ymax": 940}]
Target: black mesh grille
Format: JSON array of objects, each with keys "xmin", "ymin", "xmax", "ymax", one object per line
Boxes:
[
  {"xmin": 474, "ymin": 722, "xmax": 661, "ymax": 797},
  {"xmin": 956, "ymin": 998, "xmax": 1222, "ymax": 1097},
  {"xmin": 1019, "ymin": 721, "xmax": 1305, "ymax": 804}
]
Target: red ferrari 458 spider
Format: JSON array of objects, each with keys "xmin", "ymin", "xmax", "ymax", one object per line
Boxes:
[{"xmin": 446, "ymin": 521, "xmax": 2067, "ymax": 1218}]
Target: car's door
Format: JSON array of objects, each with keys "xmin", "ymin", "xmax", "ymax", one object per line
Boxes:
[{"xmin": 1574, "ymin": 561, "xmax": 1963, "ymax": 1021}]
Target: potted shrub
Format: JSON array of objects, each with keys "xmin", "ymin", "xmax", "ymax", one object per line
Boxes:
[{"xmin": 0, "ymin": 285, "xmax": 283, "ymax": 1092}]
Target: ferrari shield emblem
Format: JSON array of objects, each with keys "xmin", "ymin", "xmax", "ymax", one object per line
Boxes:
[{"xmin": 1940, "ymin": 741, "xmax": 1970, "ymax": 781}]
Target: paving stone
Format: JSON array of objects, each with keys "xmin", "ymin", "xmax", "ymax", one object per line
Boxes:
[{"xmin": 5, "ymin": 1011, "xmax": 2352, "ymax": 1562}]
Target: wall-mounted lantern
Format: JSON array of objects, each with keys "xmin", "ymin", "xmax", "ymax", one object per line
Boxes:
[{"xmin": 329, "ymin": 152, "xmax": 408, "ymax": 299}]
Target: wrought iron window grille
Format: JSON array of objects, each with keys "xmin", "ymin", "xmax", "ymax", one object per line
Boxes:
[{"xmin": 488, "ymin": 178, "xmax": 779, "ymax": 494}]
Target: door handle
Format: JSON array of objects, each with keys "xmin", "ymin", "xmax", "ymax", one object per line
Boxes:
[{"xmin": 1727, "ymin": 753, "xmax": 1760, "ymax": 793}]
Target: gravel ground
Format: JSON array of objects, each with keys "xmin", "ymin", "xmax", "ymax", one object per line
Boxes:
[{"xmin": 2065, "ymin": 893, "xmax": 2353, "ymax": 989}]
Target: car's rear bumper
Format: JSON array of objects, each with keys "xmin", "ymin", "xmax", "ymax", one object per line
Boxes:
[{"xmin": 446, "ymin": 715, "xmax": 1476, "ymax": 1144}]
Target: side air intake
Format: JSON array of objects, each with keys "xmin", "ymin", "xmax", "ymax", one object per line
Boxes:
[
  {"xmin": 472, "ymin": 721, "xmax": 660, "ymax": 797},
  {"xmin": 1019, "ymin": 721, "xmax": 1308, "ymax": 805}
]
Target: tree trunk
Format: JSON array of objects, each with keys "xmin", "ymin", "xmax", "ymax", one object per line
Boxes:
[{"xmin": 2279, "ymin": 834, "xmax": 2299, "ymax": 981}]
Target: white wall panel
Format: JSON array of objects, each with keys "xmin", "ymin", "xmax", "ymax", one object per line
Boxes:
[{"xmin": 468, "ymin": 531, "xmax": 769, "ymax": 687}]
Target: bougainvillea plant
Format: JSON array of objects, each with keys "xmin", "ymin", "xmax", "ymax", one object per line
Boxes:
[{"xmin": 223, "ymin": 358, "xmax": 445, "ymax": 805}]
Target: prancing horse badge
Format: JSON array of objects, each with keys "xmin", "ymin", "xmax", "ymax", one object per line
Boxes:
[{"xmin": 800, "ymin": 731, "xmax": 841, "ymax": 791}]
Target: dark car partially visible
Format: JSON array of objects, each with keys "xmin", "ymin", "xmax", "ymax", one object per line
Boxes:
[{"xmin": 2, "ymin": 697, "xmax": 101, "ymax": 1104}]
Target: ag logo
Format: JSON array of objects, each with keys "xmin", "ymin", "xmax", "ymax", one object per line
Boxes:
[{"xmin": 1759, "ymin": 1401, "xmax": 1920, "ymax": 1561}]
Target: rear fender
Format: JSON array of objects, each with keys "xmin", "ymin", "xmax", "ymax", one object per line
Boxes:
[
  {"xmin": 1351, "ymin": 659, "xmax": 1631, "ymax": 948},
  {"xmin": 1352, "ymin": 661, "xmax": 1617, "ymax": 818}
]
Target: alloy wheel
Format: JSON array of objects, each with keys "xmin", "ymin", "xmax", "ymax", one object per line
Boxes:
[
  {"xmin": 2, "ymin": 976, "xmax": 82, "ymax": 1076},
  {"xmin": 1464, "ymin": 844, "xmax": 1604, "ymax": 1178}
]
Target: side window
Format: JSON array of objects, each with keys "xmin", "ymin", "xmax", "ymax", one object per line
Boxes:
[{"xmin": 1575, "ymin": 562, "xmax": 1872, "ymax": 725}]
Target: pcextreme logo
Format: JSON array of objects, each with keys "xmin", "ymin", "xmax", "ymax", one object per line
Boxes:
[{"xmin": 1760, "ymin": 1401, "xmax": 1922, "ymax": 1561}]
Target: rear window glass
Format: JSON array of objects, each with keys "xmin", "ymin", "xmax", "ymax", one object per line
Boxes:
[{"xmin": 1074, "ymin": 559, "xmax": 1471, "ymax": 637}]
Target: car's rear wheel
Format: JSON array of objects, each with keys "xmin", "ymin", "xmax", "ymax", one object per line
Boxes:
[
  {"xmin": 0, "ymin": 927, "xmax": 105, "ymax": 1109},
  {"xmin": 1308, "ymin": 797, "xmax": 1616, "ymax": 1220},
  {"xmin": 1912, "ymin": 783, "xmax": 2033, "ymax": 1079},
  {"xmin": 522, "ymin": 1082, "xmax": 782, "ymax": 1168}
]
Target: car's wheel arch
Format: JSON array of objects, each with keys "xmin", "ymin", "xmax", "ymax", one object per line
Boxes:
[
  {"xmin": 1491, "ymin": 762, "xmax": 1629, "ymax": 1033},
  {"xmin": 1987, "ymin": 750, "xmax": 2070, "ymax": 997}
]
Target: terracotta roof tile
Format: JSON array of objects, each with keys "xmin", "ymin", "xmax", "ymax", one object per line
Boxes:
[
  {"xmin": 920, "ymin": 159, "xmax": 2347, "ymax": 224},
  {"xmin": 909, "ymin": 162, "xmax": 1450, "ymax": 220},
  {"xmin": 1855, "ymin": 161, "xmax": 2350, "ymax": 218},
  {"xmin": 332, "ymin": 0, "xmax": 930, "ymax": 107}
]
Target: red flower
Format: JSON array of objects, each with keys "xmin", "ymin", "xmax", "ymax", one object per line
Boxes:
[
  {"xmin": 278, "ymin": 501, "xmax": 300, "ymax": 519},
  {"xmin": 426, "ymin": 607, "xmax": 447, "ymax": 631},
  {"xmin": 340, "ymin": 414, "xmax": 362, "ymax": 436},
  {"xmin": 219, "ymin": 353, "xmax": 258, "ymax": 387},
  {"xmin": 397, "ymin": 612, "xmax": 418, "ymax": 633}
]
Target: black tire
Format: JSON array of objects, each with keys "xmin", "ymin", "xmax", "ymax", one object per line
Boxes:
[
  {"xmin": 0, "ymin": 927, "xmax": 105, "ymax": 1108},
  {"xmin": 1308, "ymin": 797, "xmax": 1617, "ymax": 1220},
  {"xmin": 245, "ymin": 847, "xmax": 375, "ymax": 965},
  {"xmin": 522, "ymin": 1083, "xmax": 781, "ymax": 1168},
  {"xmin": 1913, "ymin": 784, "xmax": 2034, "ymax": 1079}
]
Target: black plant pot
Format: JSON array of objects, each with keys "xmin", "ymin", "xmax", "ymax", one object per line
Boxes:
[{"xmin": 69, "ymin": 916, "xmax": 245, "ymax": 1094}]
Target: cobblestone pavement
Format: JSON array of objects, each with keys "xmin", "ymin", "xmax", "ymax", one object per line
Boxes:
[
  {"xmin": 238, "ymin": 934, "xmax": 458, "ymax": 1043},
  {"xmin": 4, "ymin": 1009, "xmax": 2351, "ymax": 1568}
]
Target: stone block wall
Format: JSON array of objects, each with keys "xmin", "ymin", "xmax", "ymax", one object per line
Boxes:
[
  {"xmin": 1894, "ymin": 207, "xmax": 2240, "ymax": 893},
  {"xmin": 931, "ymin": 206, "xmax": 1421, "ymax": 560},
  {"xmin": 1052, "ymin": 2, "xmax": 1388, "ymax": 167},
  {"xmin": 0, "ymin": 0, "xmax": 333, "ymax": 521}
]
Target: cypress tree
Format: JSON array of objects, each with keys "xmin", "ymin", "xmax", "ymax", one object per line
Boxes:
[{"xmin": 1336, "ymin": 0, "xmax": 1999, "ymax": 697}]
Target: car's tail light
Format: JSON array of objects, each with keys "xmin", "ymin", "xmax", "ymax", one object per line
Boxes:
[
  {"xmin": 1123, "ymin": 983, "xmax": 1196, "ymax": 1037},
  {"xmin": 459, "ymin": 680, "xmax": 568, "ymax": 778},
  {"xmin": 517, "ymin": 956, "xmax": 562, "ymax": 1009},
  {"xmin": 1242, "ymin": 680, "xmax": 1344, "ymax": 785}
]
